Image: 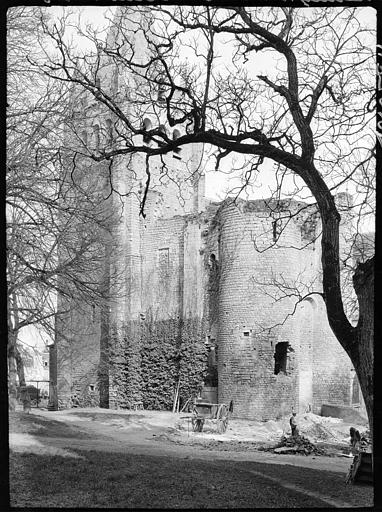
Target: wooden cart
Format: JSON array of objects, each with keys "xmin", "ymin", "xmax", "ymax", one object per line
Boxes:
[{"xmin": 191, "ymin": 401, "xmax": 229, "ymax": 434}]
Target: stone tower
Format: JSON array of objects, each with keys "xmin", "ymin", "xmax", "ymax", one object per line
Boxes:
[
  {"xmin": 53, "ymin": 7, "xmax": 206, "ymax": 410},
  {"xmin": 52, "ymin": 8, "xmax": 365, "ymax": 421}
]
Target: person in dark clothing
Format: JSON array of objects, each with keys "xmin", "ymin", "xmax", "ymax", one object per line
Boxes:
[{"xmin": 290, "ymin": 412, "xmax": 298, "ymax": 437}]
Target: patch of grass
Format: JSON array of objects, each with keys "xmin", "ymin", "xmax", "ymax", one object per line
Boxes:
[
  {"xmin": 9, "ymin": 412, "xmax": 91, "ymax": 439},
  {"xmin": 9, "ymin": 449, "xmax": 352, "ymax": 509},
  {"xmin": 239, "ymin": 460, "xmax": 373, "ymax": 508}
]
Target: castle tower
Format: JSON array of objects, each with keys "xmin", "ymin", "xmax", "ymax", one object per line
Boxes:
[
  {"xmin": 208, "ymin": 196, "xmax": 358, "ymax": 420},
  {"xmin": 215, "ymin": 199, "xmax": 303, "ymax": 420},
  {"xmin": 52, "ymin": 8, "xmax": 360, "ymax": 420},
  {"xmin": 53, "ymin": 7, "xmax": 206, "ymax": 409}
]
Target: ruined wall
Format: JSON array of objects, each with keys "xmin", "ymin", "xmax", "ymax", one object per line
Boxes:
[
  {"xmin": 311, "ymin": 298, "xmax": 353, "ymax": 412},
  {"xmin": 206, "ymin": 198, "xmax": 355, "ymax": 420},
  {"xmin": 295, "ymin": 298, "xmax": 315, "ymax": 414},
  {"xmin": 214, "ymin": 200, "xmax": 306, "ymax": 420},
  {"xmin": 141, "ymin": 213, "xmax": 185, "ymax": 319},
  {"xmin": 137, "ymin": 207, "xmax": 208, "ymax": 409},
  {"xmin": 56, "ymin": 300, "xmax": 102, "ymax": 409}
]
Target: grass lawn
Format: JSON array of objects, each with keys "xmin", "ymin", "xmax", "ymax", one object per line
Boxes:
[
  {"xmin": 9, "ymin": 411, "xmax": 374, "ymax": 508},
  {"xmin": 10, "ymin": 448, "xmax": 373, "ymax": 509}
]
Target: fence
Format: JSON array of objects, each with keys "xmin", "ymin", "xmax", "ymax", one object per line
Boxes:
[{"xmin": 23, "ymin": 380, "xmax": 50, "ymax": 408}]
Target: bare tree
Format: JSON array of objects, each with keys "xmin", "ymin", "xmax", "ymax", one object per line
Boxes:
[
  {"xmin": 31, "ymin": 6, "xmax": 375, "ymax": 432},
  {"xmin": 6, "ymin": 7, "xmax": 118, "ymax": 409}
]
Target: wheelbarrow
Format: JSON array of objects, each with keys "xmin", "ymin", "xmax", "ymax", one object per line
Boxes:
[{"xmin": 191, "ymin": 401, "xmax": 229, "ymax": 434}]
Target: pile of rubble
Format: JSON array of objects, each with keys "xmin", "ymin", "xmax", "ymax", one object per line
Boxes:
[
  {"xmin": 273, "ymin": 434, "xmax": 326, "ymax": 456},
  {"xmin": 297, "ymin": 413, "xmax": 343, "ymax": 443}
]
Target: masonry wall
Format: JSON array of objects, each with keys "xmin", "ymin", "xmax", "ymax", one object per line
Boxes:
[
  {"xmin": 215, "ymin": 201, "xmax": 306, "ymax": 420},
  {"xmin": 141, "ymin": 214, "xmax": 186, "ymax": 319},
  {"xmin": 311, "ymin": 298, "xmax": 353, "ymax": 413},
  {"xmin": 54, "ymin": 124, "xmax": 358, "ymax": 418},
  {"xmin": 56, "ymin": 299, "xmax": 102, "ymax": 408},
  {"xmin": 294, "ymin": 298, "xmax": 315, "ymax": 414},
  {"xmin": 54, "ymin": 5, "xmax": 363, "ymax": 417}
]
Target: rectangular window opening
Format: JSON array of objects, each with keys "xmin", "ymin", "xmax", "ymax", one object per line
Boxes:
[{"xmin": 274, "ymin": 342, "xmax": 289, "ymax": 375}]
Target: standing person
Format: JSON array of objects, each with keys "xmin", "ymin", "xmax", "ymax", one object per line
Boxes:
[
  {"xmin": 290, "ymin": 412, "xmax": 298, "ymax": 437},
  {"xmin": 19, "ymin": 384, "xmax": 31, "ymax": 413}
]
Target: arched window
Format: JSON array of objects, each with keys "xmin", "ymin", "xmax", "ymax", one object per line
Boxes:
[
  {"xmin": 105, "ymin": 119, "xmax": 113, "ymax": 145},
  {"xmin": 113, "ymin": 70, "xmax": 119, "ymax": 92},
  {"xmin": 142, "ymin": 118, "xmax": 152, "ymax": 144},
  {"xmin": 93, "ymin": 124, "xmax": 100, "ymax": 149},
  {"xmin": 173, "ymin": 129, "xmax": 181, "ymax": 154}
]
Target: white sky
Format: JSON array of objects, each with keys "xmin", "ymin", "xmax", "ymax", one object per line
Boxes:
[{"xmin": 44, "ymin": 5, "xmax": 376, "ymax": 204}]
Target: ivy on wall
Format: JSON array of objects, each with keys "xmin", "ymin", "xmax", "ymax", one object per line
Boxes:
[
  {"xmin": 102, "ymin": 315, "xmax": 208, "ymax": 410},
  {"xmin": 140, "ymin": 318, "xmax": 179, "ymax": 410},
  {"xmin": 178, "ymin": 318, "xmax": 208, "ymax": 407},
  {"xmin": 108, "ymin": 322, "xmax": 142, "ymax": 408}
]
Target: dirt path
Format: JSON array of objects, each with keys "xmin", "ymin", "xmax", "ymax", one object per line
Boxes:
[{"xmin": 9, "ymin": 408, "xmax": 352, "ymax": 472}]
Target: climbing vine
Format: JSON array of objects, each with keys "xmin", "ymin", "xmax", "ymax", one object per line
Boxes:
[
  {"xmin": 108, "ymin": 322, "xmax": 142, "ymax": 408},
  {"xmin": 140, "ymin": 317, "xmax": 179, "ymax": 410},
  {"xmin": 102, "ymin": 315, "xmax": 208, "ymax": 410},
  {"xmin": 178, "ymin": 317, "xmax": 208, "ymax": 407}
]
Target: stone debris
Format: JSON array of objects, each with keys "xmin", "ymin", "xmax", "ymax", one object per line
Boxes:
[
  {"xmin": 174, "ymin": 411, "xmax": 367, "ymax": 458},
  {"xmin": 273, "ymin": 434, "xmax": 326, "ymax": 456},
  {"xmin": 297, "ymin": 413, "xmax": 344, "ymax": 443}
]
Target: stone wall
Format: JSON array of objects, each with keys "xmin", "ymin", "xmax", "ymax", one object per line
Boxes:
[
  {"xmin": 55, "ymin": 85, "xmax": 358, "ymax": 419},
  {"xmin": 311, "ymin": 298, "xmax": 353, "ymax": 412},
  {"xmin": 56, "ymin": 299, "xmax": 102, "ymax": 409},
  {"xmin": 54, "ymin": 190, "xmax": 357, "ymax": 419},
  {"xmin": 203, "ymin": 199, "xmax": 354, "ymax": 420},
  {"xmin": 214, "ymin": 201, "xmax": 304, "ymax": 420}
]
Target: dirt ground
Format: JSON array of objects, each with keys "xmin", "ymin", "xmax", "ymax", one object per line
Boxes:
[{"xmin": 9, "ymin": 407, "xmax": 373, "ymax": 508}]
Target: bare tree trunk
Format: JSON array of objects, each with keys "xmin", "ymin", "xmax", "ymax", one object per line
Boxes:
[
  {"xmin": 7, "ymin": 324, "xmax": 27, "ymax": 410},
  {"xmin": 8, "ymin": 334, "xmax": 19, "ymax": 411},
  {"xmin": 352, "ymin": 258, "xmax": 374, "ymax": 440},
  {"xmin": 15, "ymin": 346, "xmax": 26, "ymax": 387},
  {"xmin": 311, "ymin": 175, "xmax": 373, "ymax": 437}
]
